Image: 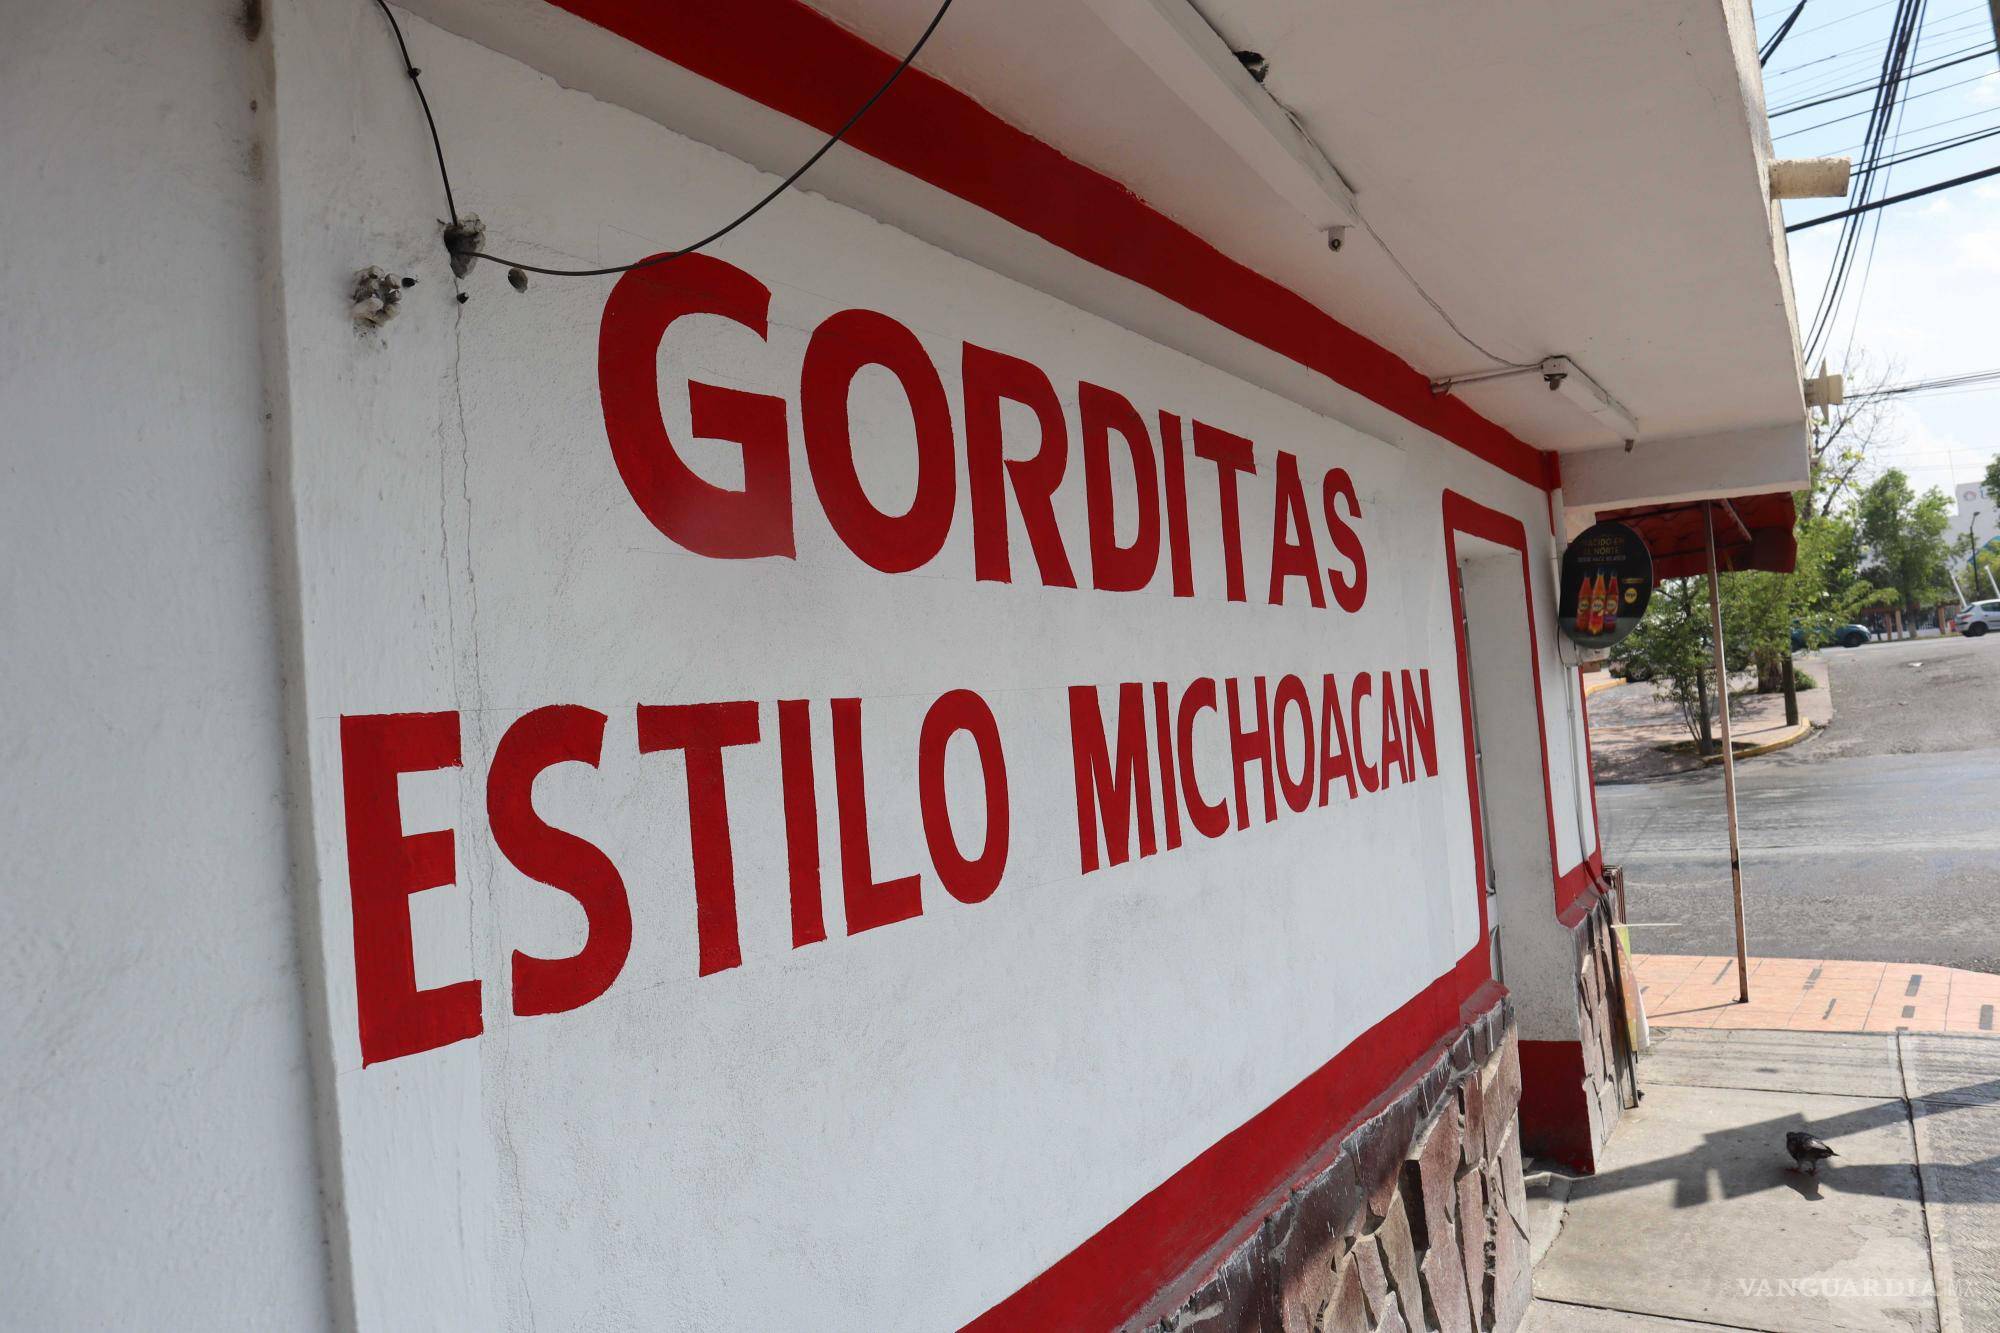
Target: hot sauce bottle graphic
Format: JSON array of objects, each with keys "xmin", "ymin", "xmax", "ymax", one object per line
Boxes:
[
  {"xmin": 1576, "ymin": 578, "xmax": 1594, "ymax": 633},
  {"xmin": 1588, "ymin": 573, "xmax": 1606, "ymax": 634},
  {"xmin": 1604, "ymin": 576, "xmax": 1621, "ymax": 632}
]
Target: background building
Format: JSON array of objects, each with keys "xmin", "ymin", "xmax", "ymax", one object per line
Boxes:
[{"xmin": 1952, "ymin": 480, "xmax": 2000, "ymax": 595}]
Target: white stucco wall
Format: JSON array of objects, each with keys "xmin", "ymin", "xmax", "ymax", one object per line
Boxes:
[
  {"xmin": 259, "ymin": 6, "xmax": 1596, "ymax": 1327},
  {"xmin": 0, "ymin": 1, "xmax": 332, "ymax": 1326},
  {"xmin": 4, "ymin": 0, "xmax": 1602, "ymax": 1326}
]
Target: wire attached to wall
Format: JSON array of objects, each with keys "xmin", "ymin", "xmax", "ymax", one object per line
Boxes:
[{"xmin": 371, "ymin": 0, "xmax": 956, "ymax": 281}]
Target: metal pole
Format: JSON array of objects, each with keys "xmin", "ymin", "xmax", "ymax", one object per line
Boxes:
[
  {"xmin": 1704, "ymin": 503, "xmax": 1750, "ymax": 1004},
  {"xmin": 1988, "ymin": 564, "xmax": 2000, "ymax": 601}
]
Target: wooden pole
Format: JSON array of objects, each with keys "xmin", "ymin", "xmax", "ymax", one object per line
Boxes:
[{"xmin": 1704, "ymin": 503, "xmax": 1750, "ymax": 1004}]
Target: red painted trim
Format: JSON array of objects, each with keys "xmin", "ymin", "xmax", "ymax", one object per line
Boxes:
[
  {"xmin": 1440, "ymin": 492, "xmax": 1575, "ymax": 923},
  {"xmin": 545, "ymin": 0, "xmax": 1556, "ymax": 493},
  {"xmin": 1517, "ymin": 1039, "xmax": 1597, "ymax": 1173},
  {"xmin": 523, "ymin": 9, "xmax": 1555, "ymax": 1318},
  {"xmin": 966, "ymin": 957, "xmax": 1499, "ymax": 1332},
  {"xmin": 1578, "ymin": 668, "xmax": 1603, "ymax": 860}
]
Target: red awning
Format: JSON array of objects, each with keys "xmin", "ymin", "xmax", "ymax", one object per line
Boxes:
[{"xmin": 1598, "ymin": 492, "xmax": 1796, "ymax": 582}]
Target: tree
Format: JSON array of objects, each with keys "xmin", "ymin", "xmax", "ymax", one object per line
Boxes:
[
  {"xmin": 1613, "ymin": 579, "xmax": 1725, "ymax": 754},
  {"xmin": 1857, "ymin": 470, "xmax": 1954, "ymax": 635},
  {"xmin": 1983, "ymin": 453, "xmax": 2000, "ymax": 511},
  {"xmin": 1611, "ymin": 512, "xmax": 1882, "ymax": 753},
  {"xmin": 1801, "ymin": 357, "xmax": 1901, "ymax": 521}
]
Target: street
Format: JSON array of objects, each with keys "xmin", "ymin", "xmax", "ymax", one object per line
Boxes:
[{"xmin": 1599, "ymin": 635, "xmax": 2000, "ymax": 973}]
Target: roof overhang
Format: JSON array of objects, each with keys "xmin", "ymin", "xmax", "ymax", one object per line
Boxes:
[{"xmin": 399, "ymin": 0, "xmax": 1813, "ymax": 511}]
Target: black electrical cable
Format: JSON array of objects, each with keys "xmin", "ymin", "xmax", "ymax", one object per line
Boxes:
[
  {"xmin": 1763, "ymin": 4, "xmax": 1984, "ymax": 79},
  {"xmin": 373, "ymin": 0, "xmax": 957, "ymax": 279},
  {"xmin": 1787, "ymin": 158, "xmax": 2000, "ymax": 229},
  {"xmin": 1852, "ymin": 121, "xmax": 2000, "ymax": 176},
  {"xmin": 1821, "ymin": 103, "xmax": 2000, "ymax": 157},
  {"xmin": 373, "ymin": 0, "xmax": 459, "ymax": 226},
  {"xmin": 1768, "ymin": 41, "xmax": 1994, "ymax": 115},
  {"xmin": 1870, "ymin": 366, "xmax": 2000, "ymax": 396},
  {"xmin": 1761, "ymin": 0, "xmax": 1813, "ymax": 65},
  {"xmin": 1774, "ymin": 63, "xmax": 1992, "ymax": 137},
  {"xmin": 1800, "ymin": 0, "xmax": 1925, "ymax": 364},
  {"xmin": 1768, "ymin": 16, "xmax": 1991, "ymax": 94}
]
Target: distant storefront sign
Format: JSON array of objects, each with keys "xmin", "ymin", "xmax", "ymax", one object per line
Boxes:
[{"xmin": 1559, "ymin": 521, "xmax": 1652, "ymax": 649}]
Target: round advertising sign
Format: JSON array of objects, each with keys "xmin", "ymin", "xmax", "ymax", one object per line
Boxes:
[{"xmin": 1558, "ymin": 521, "xmax": 1652, "ymax": 650}]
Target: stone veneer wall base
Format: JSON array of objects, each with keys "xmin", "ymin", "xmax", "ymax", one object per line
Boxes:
[{"xmin": 1139, "ymin": 1001, "xmax": 1531, "ymax": 1333}]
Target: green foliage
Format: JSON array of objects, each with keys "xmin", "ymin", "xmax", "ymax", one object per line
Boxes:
[
  {"xmin": 1984, "ymin": 453, "xmax": 2000, "ymax": 511},
  {"xmin": 1857, "ymin": 469, "xmax": 1954, "ymax": 618},
  {"xmin": 1612, "ymin": 579, "xmax": 1723, "ymax": 754},
  {"xmin": 1609, "ymin": 512, "xmax": 1875, "ymax": 753}
]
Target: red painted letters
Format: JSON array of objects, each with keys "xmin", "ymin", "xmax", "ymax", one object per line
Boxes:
[
  {"xmin": 599, "ymin": 256, "xmax": 794, "ymax": 559},
  {"xmin": 963, "ymin": 344, "xmax": 1076, "ymax": 587},
  {"xmin": 802, "ymin": 310, "xmax": 958, "ymax": 574},
  {"xmin": 489, "ymin": 705, "xmax": 632, "ymax": 1017},
  {"xmin": 637, "ymin": 700, "xmax": 761, "ymax": 976},
  {"xmin": 341, "ymin": 712, "xmax": 482, "ymax": 1066},
  {"xmin": 918, "ymin": 689, "xmax": 1011, "ymax": 904},
  {"xmin": 598, "ymin": 257, "xmax": 1373, "ymax": 608}
]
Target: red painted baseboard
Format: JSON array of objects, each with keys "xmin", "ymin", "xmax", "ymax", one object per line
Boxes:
[{"xmin": 1517, "ymin": 1038, "xmax": 1597, "ymax": 1174}]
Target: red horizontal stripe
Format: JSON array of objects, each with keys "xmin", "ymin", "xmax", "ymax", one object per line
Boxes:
[
  {"xmin": 964, "ymin": 953, "xmax": 1499, "ymax": 1331},
  {"xmin": 546, "ymin": 0, "xmax": 1555, "ymax": 492}
]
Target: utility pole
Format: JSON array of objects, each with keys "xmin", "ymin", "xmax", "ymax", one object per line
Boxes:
[{"xmin": 1704, "ymin": 503, "xmax": 1750, "ymax": 1004}]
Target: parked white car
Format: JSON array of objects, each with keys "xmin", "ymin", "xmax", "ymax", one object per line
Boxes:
[{"xmin": 1954, "ymin": 599, "xmax": 2000, "ymax": 637}]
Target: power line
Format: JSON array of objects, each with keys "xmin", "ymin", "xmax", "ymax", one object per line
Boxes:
[
  {"xmin": 1821, "ymin": 102, "xmax": 2000, "ymax": 156},
  {"xmin": 1762, "ymin": 0, "xmax": 1813, "ymax": 65},
  {"xmin": 1774, "ymin": 65, "xmax": 1997, "ymax": 138},
  {"xmin": 1763, "ymin": 6, "xmax": 1987, "ymax": 81},
  {"xmin": 1799, "ymin": 0, "xmax": 1927, "ymax": 365},
  {"xmin": 1787, "ymin": 158, "xmax": 2000, "ymax": 230},
  {"xmin": 1852, "ymin": 121, "xmax": 2000, "ymax": 177},
  {"xmin": 372, "ymin": 0, "xmax": 958, "ymax": 280},
  {"xmin": 1868, "ymin": 366, "xmax": 2000, "ymax": 396},
  {"xmin": 1837, "ymin": 28, "xmax": 1919, "ymax": 365},
  {"xmin": 1769, "ymin": 14, "xmax": 1992, "ymax": 100},
  {"xmin": 1777, "ymin": 0, "xmax": 1899, "ymax": 39},
  {"xmin": 1768, "ymin": 41, "xmax": 1995, "ymax": 115}
]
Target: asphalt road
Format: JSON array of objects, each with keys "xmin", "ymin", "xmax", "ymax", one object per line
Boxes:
[{"xmin": 1599, "ymin": 634, "xmax": 2000, "ymax": 972}]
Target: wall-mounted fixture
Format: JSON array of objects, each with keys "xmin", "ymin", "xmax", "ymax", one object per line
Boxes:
[
  {"xmin": 1802, "ymin": 369, "xmax": 1845, "ymax": 409},
  {"xmin": 1769, "ymin": 158, "xmax": 1852, "ymax": 200},
  {"xmin": 1084, "ymin": 0, "xmax": 1359, "ymax": 235},
  {"xmin": 1539, "ymin": 357, "xmax": 1639, "ymax": 443},
  {"xmin": 1431, "ymin": 355, "xmax": 1638, "ymax": 445}
]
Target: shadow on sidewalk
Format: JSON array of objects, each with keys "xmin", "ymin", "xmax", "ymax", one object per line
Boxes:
[{"xmin": 1530, "ymin": 1029, "xmax": 2000, "ymax": 1332}]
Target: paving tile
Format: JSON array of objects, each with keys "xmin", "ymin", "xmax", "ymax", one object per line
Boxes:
[
  {"xmin": 1907, "ymin": 1091, "xmax": 2000, "ymax": 1333},
  {"xmin": 1535, "ymin": 1083, "xmax": 1933, "ymax": 1332},
  {"xmin": 1900, "ymin": 1035, "xmax": 2000, "ymax": 1105},
  {"xmin": 1639, "ymin": 955, "xmax": 2000, "ymax": 1039},
  {"xmin": 1815, "ymin": 961, "xmax": 1890, "ymax": 988},
  {"xmin": 1643, "ymin": 1030, "xmax": 1904, "ymax": 1098}
]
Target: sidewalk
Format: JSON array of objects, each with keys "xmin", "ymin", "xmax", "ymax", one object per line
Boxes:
[
  {"xmin": 1526, "ymin": 1027, "xmax": 2000, "ymax": 1332},
  {"xmin": 1635, "ymin": 955, "xmax": 2000, "ymax": 1036},
  {"xmin": 1589, "ymin": 666, "xmax": 1831, "ymax": 783}
]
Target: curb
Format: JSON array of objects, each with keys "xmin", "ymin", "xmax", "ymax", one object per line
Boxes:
[
  {"xmin": 1583, "ymin": 676, "xmax": 1625, "ymax": 698},
  {"xmin": 1700, "ymin": 718, "xmax": 1814, "ymax": 765}
]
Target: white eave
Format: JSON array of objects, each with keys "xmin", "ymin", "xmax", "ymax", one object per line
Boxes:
[{"xmin": 400, "ymin": 0, "xmax": 1812, "ymax": 511}]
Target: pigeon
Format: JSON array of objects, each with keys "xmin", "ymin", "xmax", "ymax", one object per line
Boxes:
[{"xmin": 1786, "ymin": 1130, "xmax": 1838, "ymax": 1174}]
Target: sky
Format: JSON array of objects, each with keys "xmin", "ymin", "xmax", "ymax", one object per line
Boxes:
[{"xmin": 1756, "ymin": 0, "xmax": 2000, "ymax": 504}]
